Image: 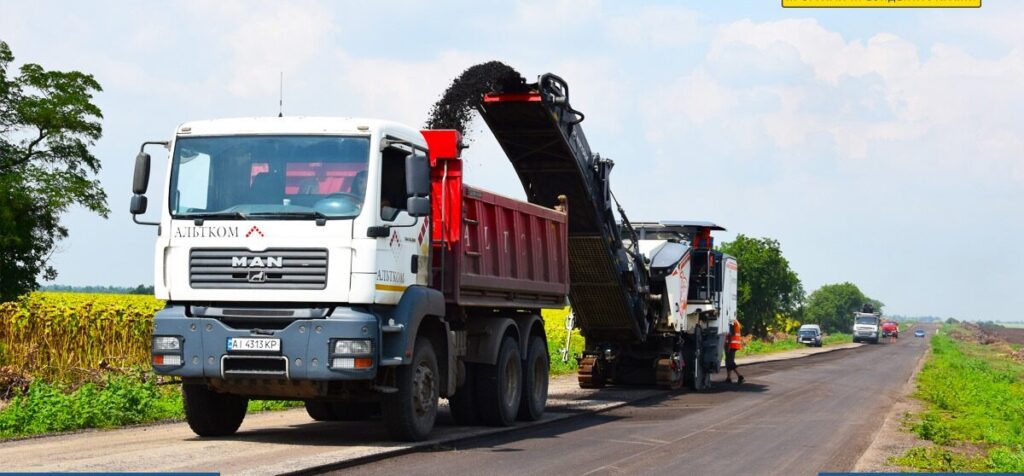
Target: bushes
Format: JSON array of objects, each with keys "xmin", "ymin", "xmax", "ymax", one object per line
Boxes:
[
  {"xmin": 0, "ymin": 374, "xmax": 182, "ymax": 438},
  {"xmin": 542, "ymin": 308, "xmax": 584, "ymax": 375},
  {"xmin": 0, "ymin": 371, "xmax": 303, "ymax": 439}
]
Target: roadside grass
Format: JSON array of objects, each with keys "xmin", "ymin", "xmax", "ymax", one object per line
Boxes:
[
  {"xmin": 890, "ymin": 326, "xmax": 1024, "ymax": 472},
  {"xmin": 737, "ymin": 332, "xmax": 852, "ymax": 358},
  {"xmin": 899, "ymin": 321, "xmax": 918, "ymax": 333},
  {"xmin": 0, "ymin": 371, "xmax": 302, "ymax": 440}
]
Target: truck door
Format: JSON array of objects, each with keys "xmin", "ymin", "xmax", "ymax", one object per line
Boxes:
[{"xmin": 374, "ymin": 145, "xmax": 429, "ymax": 304}]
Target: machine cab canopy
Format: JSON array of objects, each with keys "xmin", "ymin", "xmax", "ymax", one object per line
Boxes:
[{"xmin": 629, "ymin": 220, "xmax": 726, "ymax": 243}]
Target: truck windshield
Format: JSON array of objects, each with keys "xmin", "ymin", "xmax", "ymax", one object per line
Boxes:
[
  {"xmin": 855, "ymin": 316, "xmax": 878, "ymax": 325},
  {"xmin": 168, "ymin": 135, "xmax": 371, "ymax": 219}
]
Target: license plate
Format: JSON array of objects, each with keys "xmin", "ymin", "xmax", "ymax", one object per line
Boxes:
[{"xmin": 227, "ymin": 337, "xmax": 281, "ymax": 353}]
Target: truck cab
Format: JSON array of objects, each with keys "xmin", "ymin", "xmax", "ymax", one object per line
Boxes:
[
  {"xmin": 130, "ymin": 117, "xmax": 566, "ymax": 441},
  {"xmin": 852, "ymin": 312, "xmax": 881, "ymax": 344}
]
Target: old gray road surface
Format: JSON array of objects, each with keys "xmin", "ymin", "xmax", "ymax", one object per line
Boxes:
[{"xmin": 336, "ymin": 334, "xmax": 930, "ymax": 476}]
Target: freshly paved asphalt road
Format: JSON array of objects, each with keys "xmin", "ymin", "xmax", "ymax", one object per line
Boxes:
[{"xmin": 335, "ymin": 334, "xmax": 931, "ymax": 476}]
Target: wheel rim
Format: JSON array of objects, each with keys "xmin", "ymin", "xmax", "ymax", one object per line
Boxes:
[
  {"xmin": 504, "ymin": 357, "xmax": 521, "ymax": 407},
  {"xmin": 412, "ymin": 361, "xmax": 436, "ymax": 418}
]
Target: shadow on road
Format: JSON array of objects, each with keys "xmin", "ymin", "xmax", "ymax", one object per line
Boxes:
[{"xmin": 186, "ymin": 375, "xmax": 777, "ymax": 449}]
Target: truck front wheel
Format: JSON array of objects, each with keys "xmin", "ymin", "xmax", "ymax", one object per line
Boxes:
[
  {"xmin": 477, "ymin": 336, "xmax": 522, "ymax": 426},
  {"xmin": 182, "ymin": 383, "xmax": 248, "ymax": 437},
  {"xmin": 382, "ymin": 336, "xmax": 438, "ymax": 441},
  {"xmin": 518, "ymin": 335, "xmax": 548, "ymax": 421}
]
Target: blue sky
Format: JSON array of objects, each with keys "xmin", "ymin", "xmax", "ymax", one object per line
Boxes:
[{"xmin": 2, "ymin": 1, "xmax": 1022, "ymax": 320}]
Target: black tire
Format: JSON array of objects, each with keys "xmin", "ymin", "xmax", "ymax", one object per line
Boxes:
[
  {"xmin": 476, "ymin": 336, "xmax": 522, "ymax": 426},
  {"xmin": 305, "ymin": 401, "xmax": 336, "ymax": 421},
  {"xmin": 382, "ymin": 336, "xmax": 439, "ymax": 441},
  {"xmin": 305, "ymin": 401, "xmax": 378, "ymax": 422},
  {"xmin": 518, "ymin": 336, "xmax": 549, "ymax": 421},
  {"xmin": 448, "ymin": 362, "xmax": 480, "ymax": 426},
  {"xmin": 182, "ymin": 383, "xmax": 248, "ymax": 437},
  {"xmin": 683, "ymin": 333, "xmax": 710, "ymax": 391},
  {"xmin": 334, "ymin": 402, "xmax": 380, "ymax": 421},
  {"xmin": 681, "ymin": 339, "xmax": 696, "ymax": 389},
  {"xmin": 815, "ymin": 341, "xmax": 823, "ymax": 348}
]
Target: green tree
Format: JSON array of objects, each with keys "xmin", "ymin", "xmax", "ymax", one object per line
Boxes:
[
  {"xmin": 803, "ymin": 282, "xmax": 882, "ymax": 333},
  {"xmin": 0, "ymin": 40, "xmax": 107, "ymax": 302},
  {"xmin": 718, "ymin": 235, "xmax": 804, "ymax": 338}
]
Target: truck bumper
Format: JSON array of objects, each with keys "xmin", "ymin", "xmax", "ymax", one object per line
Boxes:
[{"xmin": 151, "ymin": 305, "xmax": 379, "ymax": 381}]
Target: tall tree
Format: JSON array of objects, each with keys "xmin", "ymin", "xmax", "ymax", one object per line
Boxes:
[
  {"xmin": 803, "ymin": 282, "xmax": 883, "ymax": 333},
  {"xmin": 718, "ymin": 235, "xmax": 804, "ymax": 338},
  {"xmin": 0, "ymin": 40, "xmax": 107, "ymax": 302}
]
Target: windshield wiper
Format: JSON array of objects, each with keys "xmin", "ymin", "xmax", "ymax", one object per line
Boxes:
[
  {"xmin": 248, "ymin": 210, "xmax": 329, "ymax": 219},
  {"xmin": 175, "ymin": 211, "xmax": 248, "ymax": 220}
]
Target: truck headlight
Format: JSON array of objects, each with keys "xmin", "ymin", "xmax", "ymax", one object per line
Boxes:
[
  {"xmin": 331, "ymin": 339, "xmax": 372, "ymax": 356},
  {"xmin": 153, "ymin": 336, "xmax": 182, "ymax": 352}
]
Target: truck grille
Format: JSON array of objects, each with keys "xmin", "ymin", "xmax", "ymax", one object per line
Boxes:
[{"xmin": 190, "ymin": 249, "xmax": 328, "ymax": 290}]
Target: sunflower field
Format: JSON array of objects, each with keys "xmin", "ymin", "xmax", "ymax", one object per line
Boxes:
[{"xmin": 0, "ymin": 292, "xmax": 164, "ymax": 382}]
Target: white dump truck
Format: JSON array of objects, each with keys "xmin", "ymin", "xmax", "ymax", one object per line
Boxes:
[{"xmin": 130, "ymin": 118, "xmax": 571, "ymax": 441}]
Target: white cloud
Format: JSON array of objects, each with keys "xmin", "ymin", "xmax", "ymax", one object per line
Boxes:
[
  {"xmin": 645, "ymin": 68, "xmax": 736, "ymax": 132},
  {"xmin": 656, "ymin": 17, "xmax": 1024, "ymax": 180},
  {"xmin": 607, "ymin": 6, "xmax": 702, "ymax": 48},
  {"xmin": 512, "ymin": 0, "xmax": 603, "ymax": 33},
  {"xmin": 182, "ymin": 0, "xmax": 337, "ymax": 98},
  {"xmin": 332, "ymin": 50, "xmax": 482, "ymax": 126}
]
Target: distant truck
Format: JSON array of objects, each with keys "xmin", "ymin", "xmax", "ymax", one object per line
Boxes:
[
  {"xmin": 881, "ymin": 320, "xmax": 899, "ymax": 338},
  {"xmin": 852, "ymin": 312, "xmax": 881, "ymax": 344}
]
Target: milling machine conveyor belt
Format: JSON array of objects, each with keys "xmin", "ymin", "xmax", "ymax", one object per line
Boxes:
[{"xmin": 477, "ymin": 74, "xmax": 648, "ymax": 343}]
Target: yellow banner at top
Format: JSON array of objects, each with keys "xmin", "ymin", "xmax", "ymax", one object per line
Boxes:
[{"xmin": 783, "ymin": 0, "xmax": 980, "ymax": 6}]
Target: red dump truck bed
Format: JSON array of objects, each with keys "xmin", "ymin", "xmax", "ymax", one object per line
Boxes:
[{"xmin": 424, "ymin": 129, "xmax": 569, "ymax": 309}]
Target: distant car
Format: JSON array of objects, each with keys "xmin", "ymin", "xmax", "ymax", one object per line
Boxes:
[
  {"xmin": 914, "ymin": 329, "xmax": 926, "ymax": 338},
  {"xmin": 797, "ymin": 324, "xmax": 823, "ymax": 347}
]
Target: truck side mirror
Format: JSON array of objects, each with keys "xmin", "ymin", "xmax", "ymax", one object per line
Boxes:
[
  {"xmin": 405, "ymin": 153, "xmax": 430, "ymax": 217},
  {"xmin": 407, "ymin": 196, "xmax": 430, "ymax": 217},
  {"xmin": 133, "ymin": 151, "xmax": 151, "ymax": 195},
  {"xmin": 130, "ymin": 194, "xmax": 148, "ymax": 215},
  {"xmin": 406, "ymin": 153, "xmax": 430, "ymax": 197}
]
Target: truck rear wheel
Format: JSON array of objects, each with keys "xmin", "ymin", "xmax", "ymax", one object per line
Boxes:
[
  {"xmin": 182, "ymin": 383, "xmax": 248, "ymax": 437},
  {"xmin": 382, "ymin": 336, "xmax": 438, "ymax": 441},
  {"xmin": 448, "ymin": 363, "xmax": 480, "ymax": 426},
  {"xmin": 518, "ymin": 335, "xmax": 548, "ymax": 421},
  {"xmin": 477, "ymin": 336, "xmax": 522, "ymax": 426}
]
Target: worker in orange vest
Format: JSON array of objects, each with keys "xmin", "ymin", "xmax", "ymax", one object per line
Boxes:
[{"xmin": 725, "ymin": 319, "xmax": 745, "ymax": 384}]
